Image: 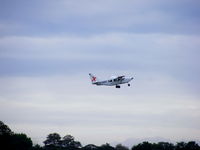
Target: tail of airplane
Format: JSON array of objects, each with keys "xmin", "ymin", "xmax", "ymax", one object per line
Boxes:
[{"xmin": 89, "ymin": 73, "xmax": 98, "ymax": 83}]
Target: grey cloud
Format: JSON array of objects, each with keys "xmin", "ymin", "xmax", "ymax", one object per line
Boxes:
[
  {"xmin": 0, "ymin": 0, "xmax": 200, "ymax": 145},
  {"xmin": 0, "ymin": 73, "xmax": 200, "ymax": 144},
  {"xmin": 1, "ymin": 92, "xmax": 200, "ymax": 129},
  {"xmin": 0, "ymin": 34, "xmax": 199, "ymax": 87},
  {"xmin": 1, "ymin": 0, "xmax": 200, "ymax": 36}
]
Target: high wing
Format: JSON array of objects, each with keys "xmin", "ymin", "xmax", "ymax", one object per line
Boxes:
[
  {"xmin": 118, "ymin": 75, "xmax": 125, "ymax": 79},
  {"xmin": 113, "ymin": 75, "xmax": 125, "ymax": 81}
]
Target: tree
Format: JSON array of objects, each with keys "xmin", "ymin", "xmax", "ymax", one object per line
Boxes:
[
  {"xmin": 44, "ymin": 133, "xmax": 61, "ymax": 147},
  {"xmin": 43, "ymin": 133, "xmax": 82, "ymax": 150},
  {"xmin": 61, "ymin": 134, "xmax": 82, "ymax": 149},
  {"xmin": 0, "ymin": 120, "xmax": 13, "ymax": 135},
  {"xmin": 152, "ymin": 142, "xmax": 174, "ymax": 150},
  {"xmin": 43, "ymin": 133, "xmax": 62, "ymax": 150},
  {"xmin": 0, "ymin": 121, "xmax": 13, "ymax": 150},
  {"xmin": 185, "ymin": 141, "xmax": 200, "ymax": 150},
  {"xmin": 0, "ymin": 121, "xmax": 32, "ymax": 150},
  {"xmin": 11, "ymin": 133, "xmax": 33, "ymax": 150},
  {"xmin": 176, "ymin": 142, "xmax": 187, "ymax": 150},
  {"xmin": 132, "ymin": 141, "xmax": 152, "ymax": 150},
  {"xmin": 32, "ymin": 144, "xmax": 44, "ymax": 150},
  {"xmin": 82, "ymin": 144, "xmax": 99, "ymax": 150},
  {"xmin": 99, "ymin": 143, "xmax": 115, "ymax": 150},
  {"xmin": 115, "ymin": 144, "xmax": 129, "ymax": 150}
]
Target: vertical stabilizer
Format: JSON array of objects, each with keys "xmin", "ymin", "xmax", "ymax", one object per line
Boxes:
[{"xmin": 89, "ymin": 73, "xmax": 98, "ymax": 83}]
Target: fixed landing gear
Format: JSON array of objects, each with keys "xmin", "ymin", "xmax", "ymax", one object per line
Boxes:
[
  {"xmin": 116, "ymin": 85, "xmax": 120, "ymax": 88},
  {"xmin": 128, "ymin": 84, "xmax": 130, "ymax": 86}
]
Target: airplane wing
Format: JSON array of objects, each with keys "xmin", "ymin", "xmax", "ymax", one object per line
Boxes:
[
  {"xmin": 113, "ymin": 75, "xmax": 125, "ymax": 81},
  {"xmin": 118, "ymin": 75, "xmax": 125, "ymax": 79}
]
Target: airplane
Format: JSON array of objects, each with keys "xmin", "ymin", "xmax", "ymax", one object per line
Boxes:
[{"xmin": 89, "ymin": 73, "xmax": 133, "ymax": 88}]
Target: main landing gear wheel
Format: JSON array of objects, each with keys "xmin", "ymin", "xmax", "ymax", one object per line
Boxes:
[
  {"xmin": 128, "ymin": 84, "xmax": 130, "ymax": 86},
  {"xmin": 116, "ymin": 85, "xmax": 120, "ymax": 88}
]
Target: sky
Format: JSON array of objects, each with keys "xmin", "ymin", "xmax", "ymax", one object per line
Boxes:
[{"xmin": 0, "ymin": 0, "xmax": 200, "ymax": 146}]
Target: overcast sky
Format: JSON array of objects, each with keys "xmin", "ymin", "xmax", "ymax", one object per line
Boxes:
[{"xmin": 0, "ymin": 0, "xmax": 200, "ymax": 146}]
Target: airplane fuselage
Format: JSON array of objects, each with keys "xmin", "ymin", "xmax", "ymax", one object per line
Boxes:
[{"xmin": 93, "ymin": 77, "xmax": 133, "ymax": 86}]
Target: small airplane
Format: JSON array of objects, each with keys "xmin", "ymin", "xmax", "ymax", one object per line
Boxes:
[{"xmin": 89, "ymin": 73, "xmax": 133, "ymax": 88}]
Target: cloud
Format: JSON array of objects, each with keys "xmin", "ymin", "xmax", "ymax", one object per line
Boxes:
[
  {"xmin": 0, "ymin": 0, "xmax": 200, "ymax": 146},
  {"xmin": 0, "ymin": 75, "xmax": 200, "ymax": 145},
  {"xmin": 0, "ymin": 32, "xmax": 199, "ymax": 99},
  {"xmin": 0, "ymin": 33, "xmax": 200, "ymax": 87},
  {"xmin": 1, "ymin": 0, "xmax": 200, "ymax": 36},
  {"xmin": 0, "ymin": 33, "xmax": 199, "ymax": 60}
]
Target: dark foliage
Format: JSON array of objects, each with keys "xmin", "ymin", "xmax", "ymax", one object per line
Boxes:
[
  {"xmin": 44, "ymin": 133, "xmax": 61, "ymax": 147},
  {"xmin": 1, "ymin": 121, "xmax": 200, "ymax": 150},
  {"xmin": 99, "ymin": 143, "xmax": 115, "ymax": 150},
  {"xmin": 0, "ymin": 121, "xmax": 32, "ymax": 150},
  {"xmin": 11, "ymin": 133, "xmax": 33, "ymax": 150},
  {"xmin": 43, "ymin": 133, "xmax": 82, "ymax": 150},
  {"xmin": 132, "ymin": 141, "xmax": 152, "ymax": 150},
  {"xmin": 132, "ymin": 141, "xmax": 200, "ymax": 150},
  {"xmin": 115, "ymin": 144, "xmax": 129, "ymax": 150},
  {"xmin": 0, "ymin": 121, "xmax": 13, "ymax": 136},
  {"xmin": 32, "ymin": 144, "xmax": 44, "ymax": 150},
  {"xmin": 82, "ymin": 144, "xmax": 99, "ymax": 150}
]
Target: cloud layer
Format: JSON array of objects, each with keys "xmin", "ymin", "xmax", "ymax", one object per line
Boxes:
[{"xmin": 0, "ymin": 0, "xmax": 200, "ymax": 146}]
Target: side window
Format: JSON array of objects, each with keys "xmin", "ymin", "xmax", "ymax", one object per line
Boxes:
[{"xmin": 108, "ymin": 80, "xmax": 112, "ymax": 82}]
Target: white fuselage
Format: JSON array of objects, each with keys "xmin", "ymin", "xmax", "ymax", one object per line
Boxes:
[{"xmin": 93, "ymin": 77, "xmax": 133, "ymax": 86}]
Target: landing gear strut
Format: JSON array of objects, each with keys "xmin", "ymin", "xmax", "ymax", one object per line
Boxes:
[
  {"xmin": 116, "ymin": 85, "xmax": 120, "ymax": 88},
  {"xmin": 128, "ymin": 84, "xmax": 130, "ymax": 86}
]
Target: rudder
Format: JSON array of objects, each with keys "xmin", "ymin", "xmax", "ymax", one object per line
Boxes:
[{"xmin": 89, "ymin": 73, "xmax": 98, "ymax": 83}]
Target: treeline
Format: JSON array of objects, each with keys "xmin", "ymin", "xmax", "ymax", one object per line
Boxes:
[{"xmin": 1, "ymin": 121, "xmax": 200, "ymax": 150}]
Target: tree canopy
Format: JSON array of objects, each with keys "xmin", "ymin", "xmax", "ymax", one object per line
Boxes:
[
  {"xmin": 44, "ymin": 133, "xmax": 82, "ymax": 150},
  {"xmin": 1, "ymin": 121, "xmax": 200, "ymax": 150},
  {"xmin": 0, "ymin": 120, "xmax": 13, "ymax": 135},
  {"xmin": 0, "ymin": 121, "xmax": 32, "ymax": 150}
]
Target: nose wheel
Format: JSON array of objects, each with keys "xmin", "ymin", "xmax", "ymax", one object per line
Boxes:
[
  {"xmin": 128, "ymin": 84, "xmax": 130, "ymax": 86},
  {"xmin": 116, "ymin": 85, "xmax": 120, "ymax": 88}
]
